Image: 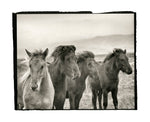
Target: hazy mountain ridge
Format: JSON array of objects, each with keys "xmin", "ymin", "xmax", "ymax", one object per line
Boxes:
[
  {"xmin": 60, "ymin": 34, "xmax": 134, "ymax": 54},
  {"xmin": 18, "ymin": 34, "xmax": 134, "ymax": 58}
]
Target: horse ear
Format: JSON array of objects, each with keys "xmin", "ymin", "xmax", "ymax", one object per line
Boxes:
[
  {"xmin": 43, "ymin": 48, "xmax": 49, "ymax": 58},
  {"xmin": 48, "ymin": 56, "xmax": 54, "ymax": 63},
  {"xmin": 113, "ymin": 48, "xmax": 119, "ymax": 56},
  {"xmin": 71, "ymin": 45, "xmax": 76, "ymax": 51},
  {"xmin": 25, "ymin": 49, "xmax": 32, "ymax": 57},
  {"xmin": 124, "ymin": 49, "xmax": 126, "ymax": 54}
]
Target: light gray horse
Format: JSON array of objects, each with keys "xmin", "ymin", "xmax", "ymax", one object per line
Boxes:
[{"xmin": 21, "ymin": 48, "xmax": 54, "ymax": 109}]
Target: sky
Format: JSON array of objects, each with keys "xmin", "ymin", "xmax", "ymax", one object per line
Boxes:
[{"xmin": 17, "ymin": 14, "xmax": 134, "ymax": 58}]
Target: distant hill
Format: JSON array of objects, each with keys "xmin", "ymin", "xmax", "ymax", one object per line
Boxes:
[
  {"xmin": 59, "ymin": 34, "xmax": 134, "ymax": 55},
  {"xmin": 18, "ymin": 34, "xmax": 134, "ymax": 58}
]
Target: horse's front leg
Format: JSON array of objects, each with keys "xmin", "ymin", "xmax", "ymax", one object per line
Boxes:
[
  {"xmin": 92, "ymin": 89, "xmax": 97, "ymax": 110},
  {"xmin": 111, "ymin": 88, "xmax": 118, "ymax": 109},
  {"xmin": 69, "ymin": 93, "xmax": 76, "ymax": 109},
  {"xmin": 54, "ymin": 98, "xmax": 65, "ymax": 110},
  {"xmin": 98, "ymin": 89, "xmax": 102, "ymax": 109},
  {"xmin": 54, "ymin": 92, "xmax": 66, "ymax": 110},
  {"xmin": 75, "ymin": 93, "xmax": 83, "ymax": 109},
  {"xmin": 103, "ymin": 89, "xmax": 108, "ymax": 109}
]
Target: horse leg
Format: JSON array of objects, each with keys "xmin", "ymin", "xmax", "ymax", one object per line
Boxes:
[
  {"xmin": 111, "ymin": 88, "xmax": 118, "ymax": 109},
  {"xmin": 69, "ymin": 93, "xmax": 76, "ymax": 109},
  {"xmin": 51, "ymin": 101, "xmax": 54, "ymax": 109},
  {"xmin": 54, "ymin": 99, "xmax": 65, "ymax": 109},
  {"xmin": 98, "ymin": 89, "xmax": 102, "ymax": 109},
  {"xmin": 54, "ymin": 92, "xmax": 66, "ymax": 110},
  {"xmin": 54, "ymin": 97, "xmax": 65, "ymax": 110},
  {"xmin": 103, "ymin": 90, "xmax": 108, "ymax": 109},
  {"xmin": 92, "ymin": 89, "xmax": 97, "ymax": 110},
  {"xmin": 75, "ymin": 93, "xmax": 82, "ymax": 109}
]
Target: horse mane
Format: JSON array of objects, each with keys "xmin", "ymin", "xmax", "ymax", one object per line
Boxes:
[
  {"xmin": 19, "ymin": 68, "xmax": 30, "ymax": 87},
  {"xmin": 51, "ymin": 45, "xmax": 76, "ymax": 61},
  {"xmin": 18, "ymin": 58, "xmax": 30, "ymax": 83},
  {"xmin": 103, "ymin": 48, "xmax": 125, "ymax": 63},
  {"xmin": 103, "ymin": 53, "xmax": 115, "ymax": 63},
  {"xmin": 77, "ymin": 51, "xmax": 95, "ymax": 63}
]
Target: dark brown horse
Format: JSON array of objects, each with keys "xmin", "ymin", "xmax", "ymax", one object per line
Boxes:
[
  {"xmin": 48, "ymin": 45, "xmax": 81, "ymax": 109},
  {"xmin": 88, "ymin": 48, "xmax": 132, "ymax": 109},
  {"xmin": 19, "ymin": 48, "xmax": 55, "ymax": 109},
  {"xmin": 66, "ymin": 51, "xmax": 98, "ymax": 109}
]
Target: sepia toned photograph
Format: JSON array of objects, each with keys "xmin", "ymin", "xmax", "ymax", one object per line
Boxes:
[{"xmin": 13, "ymin": 12, "xmax": 136, "ymax": 110}]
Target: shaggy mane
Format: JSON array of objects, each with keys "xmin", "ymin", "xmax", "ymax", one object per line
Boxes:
[
  {"xmin": 77, "ymin": 51, "xmax": 95, "ymax": 63},
  {"xmin": 51, "ymin": 45, "xmax": 76, "ymax": 60},
  {"xmin": 103, "ymin": 48, "xmax": 125, "ymax": 63}
]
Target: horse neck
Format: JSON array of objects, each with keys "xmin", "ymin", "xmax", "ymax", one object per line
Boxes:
[
  {"xmin": 40, "ymin": 68, "xmax": 52, "ymax": 93},
  {"xmin": 78, "ymin": 62, "xmax": 89, "ymax": 82},
  {"xmin": 50, "ymin": 60, "xmax": 65, "ymax": 82},
  {"xmin": 104, "ymin": 57, "xmax": 120, "ymax": 80}
]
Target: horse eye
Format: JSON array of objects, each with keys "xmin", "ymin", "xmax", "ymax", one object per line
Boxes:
[
  {"xmin": 41, "ymin": 66, "xmax": 44, "ymax": 69},
  {"xmin": 120, "ymin": 59, "xmax": 124, "ymax": 62},
  {"xmin": 29, "ymin": 64, "xmax": 31, "ymax": 68},
  {"xmin": 67, "ymin": 58, "xmax": 70, "ymax": 61},
  {"xmin": 88, "ymin": 62, "xmax": 92, "ymax": 67}
]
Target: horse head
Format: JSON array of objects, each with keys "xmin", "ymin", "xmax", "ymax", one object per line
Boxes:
[
  {"xmin": 25, "ymin": 48, "xmax": 49, "ymax": 91},
  {"xmin": 51, "ymin": 45, "xmax": 81, "ymax": 80},
  {"xmin": 77, "ymin": 51, "xmax": 98, "ymax": 78},
  {"xmin": 113, "ymin": 48, "xmax": 132, "ymax": 74}
]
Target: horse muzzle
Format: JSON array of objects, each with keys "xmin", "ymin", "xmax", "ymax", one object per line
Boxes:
[
  {"xmin": 122, "ymin": 67, "xmax": 132, "ymax": 74},
  {"xmin": 127, "ymin": 68, "xmax": 132, "ymax": 74},
  {"xmin": 72, "ymin": 71, "xmax": 81, "ymax": 80}
]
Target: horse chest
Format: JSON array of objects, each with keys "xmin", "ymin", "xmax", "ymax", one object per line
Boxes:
[
  {"xmin": 23, "ymin": 89, "xmax": 51, "ymax": 109},
  {"xmin": 104, "ymin": 79, "xmax": 118, "ymax": 91}
]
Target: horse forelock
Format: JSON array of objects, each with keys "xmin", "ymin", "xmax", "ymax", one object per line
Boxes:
[
  {"xmin": 20, "ymin": 51, "xmax": 44, "ymax": 83},
  {"xmin": 31, "ymin": 50, "xmax": 44, "ymax": 57},
  {"xmin": 113, "ymin": 48, "xmax": 125, "ymax": 54},
  {"xmin": 77, "ymin": 51, "xmax": 95, "ymax": 63},
  {"xmin": 51, "ymin": 45, "xmax": 76, "ymax": 61}
]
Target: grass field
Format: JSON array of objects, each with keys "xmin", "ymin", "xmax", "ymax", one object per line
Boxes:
[{"xmin": 17, "ymin": 53, "xmax": 136, "ymax": 110}]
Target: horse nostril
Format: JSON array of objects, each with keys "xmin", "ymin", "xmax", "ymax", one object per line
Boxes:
[
  {"xmin": 129, "ymin": 69, "xmax": 132, "ymax": 74},
  {"xmin": 31, "ymin": 87, "xmax": 36, "ymax": 91},
  {"xmin": 72, "ymin": 75, "xmax": 78, "ymax": 80},
  {"xmin": 31, "ymin": 85, "xmax": 38, "ymax": 91},
  {"xmin": 77, "ymin": 72, "xmax": 81, "ymax": 78},
  {"xmin": 127, "ymin": 68, "xmax": 132, "ymax": 74},
  {"xmin": 72, "ymin": 73, "xmax": 80, "ymax": 80}
]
